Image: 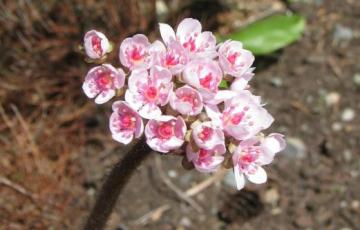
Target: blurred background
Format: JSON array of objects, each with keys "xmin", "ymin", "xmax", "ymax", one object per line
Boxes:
[{"xmin": 0, "ymin": 0, "xmax": 359, "ymax": 229}]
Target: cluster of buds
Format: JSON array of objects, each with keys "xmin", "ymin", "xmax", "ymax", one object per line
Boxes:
[{"xmin": 82, "ymin": 18, "xmax": 286, "ymax": 190}]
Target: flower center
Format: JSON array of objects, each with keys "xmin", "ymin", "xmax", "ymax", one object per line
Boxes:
[
  {"xmin": 120, "ymin": 113, "xmax": 136, "ymax": 130},
  {"xmin": 183, "ymin": 37, "xmax": 196, "ymax": 52},
  {"xmin": 198, "ymin": 126, "xmax": 213, "ymax": 142},
  {"xmin": 157, "ymin": 122, "xmax": 174, "ymax": 139},
  {"xmin": 199, "ymin": 149, "xmax": 210, "ymax": 159},
  {"xmin": 91, "ymin": 36, "xmax": 102, "ymax": 55},
  {"xmin": 199, "ymin": 73, "xmax": 213, "ymax": 89},
  {"xmin": 231, "ymin": 112, "xmax": 245, "ymax": 125},
  {"xmin": 130, "ymin": 47, "xmax": 143, "ymax": 61},
  {"xmin": 145, "ymin": 86, "xmax": 158, "ymax": 100},
  {"xmin": 96, "ymin": 72, "xmax": 112, "ymax": 89},
  {"xmin": 238, "ymin": 147, "xmax": 260, "ymax": 171},
  {"xmin": 165, "ymin": 52, "xmax": 179, "ymax": 66},
  {"xmin": 179, "ymin": 92, "xmax": 197, "ymax": 106},
  {"xmin": 227, "ymin": 52, "xmax": 239, "ymax": 65}
]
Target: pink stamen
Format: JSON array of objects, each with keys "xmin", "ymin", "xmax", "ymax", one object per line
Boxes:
[
  {"xmin": 198, "ymin": 127, "xmax": 213, "ymax": 141},
  {"xmin": 199, "ymin": 73, "xmax": 213, "ymax": 89},
  {"xmin": 145, "ymin": 86, "xmax": 158, "ymax": 100},
  {"xmin": 231, "ymin": 112, "xmax": 245, "ymax": 125},
  {"xmin": 91, "ymin": 36, "xmax": 103, "ymax": 55},
  {"xmin": 227, "ymin": 52, "xmax": 239, "ymax": 65},
  {"xmin": 120, "ymin": 114, "xmax": 135, "ymax": 130},
  {"xmin": 157, "ymin": 122, "xmax": 174, "ymax": 139},
  {"xmin": 96, "ymin": 72, "xmax": 112, "ymax": 89},
  {"xmin": 130, "ymin": 47, "xmax": 143, "ymax": 61}
]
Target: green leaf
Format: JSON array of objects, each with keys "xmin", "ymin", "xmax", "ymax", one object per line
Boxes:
[
  {"xmin": 219, "ymin": 79, "xmax": 229, "ymax": 89},
  {"xmin": 223, "ymin": 13, "xmax": 305, "ymax": 55}
]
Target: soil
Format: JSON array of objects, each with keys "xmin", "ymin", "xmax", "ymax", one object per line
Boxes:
[{"xmin": 0, "ymin": 0, "xmax": 359, "ymax": 229}]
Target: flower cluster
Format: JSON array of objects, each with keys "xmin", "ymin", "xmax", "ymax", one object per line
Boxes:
[{"xmin": 82, "ymin": 18, "xmax": 286, "ymax": 190}]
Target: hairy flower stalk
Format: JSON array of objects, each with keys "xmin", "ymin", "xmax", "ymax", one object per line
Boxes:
[{"xmin": 82, "ymin": 19, "xmax": 286, "ymax": 229}]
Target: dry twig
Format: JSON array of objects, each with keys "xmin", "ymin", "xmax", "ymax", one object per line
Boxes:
[{"xmin": 155, "ymin": 156, "xmax": 203, "ymax": 213}]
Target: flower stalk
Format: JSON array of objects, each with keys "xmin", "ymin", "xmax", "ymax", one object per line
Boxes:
[{"xmin": 83, "ymin": 137, "xmax": 152, "ymax": 230}]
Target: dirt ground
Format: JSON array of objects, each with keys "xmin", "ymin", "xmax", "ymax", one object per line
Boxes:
[{"xmin": 0, "ymin": 0, "xmax": 359, "ymax": 229}]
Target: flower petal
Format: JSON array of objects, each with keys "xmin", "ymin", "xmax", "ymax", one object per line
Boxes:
[
  {"xmin": 246, "ymin": 166, "xmax": 267, "ymax": 184},
  {"xmin": 234, "ymin": 165, "xmax": 246, "ymax": 190},
  {"xmin": 159, "ymin": 23, "xmax": 176, "ymax": 45},
  {"xmin": 139, "ymin": 103, "xmax": 162, "ymax": 119},
  {"xmin": 95, "ymin": 89, "xmax": 115, "ymax": 104}
]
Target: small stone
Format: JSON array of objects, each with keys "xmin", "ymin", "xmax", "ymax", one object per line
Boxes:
[
  {"xmin": 87, "ymin": 188, "xmax": 96, "ymax": 197},
  {"xmin": 333, "ymin": 24, "xmax": 353, "ymax": 43},
  {"xmin": 270, "ymin": 77, "xmax": 283, "ymax": 87},
  {"xmin": 341, "ymin": 108, "xmax": 355, "ymax": 121},
  {"xmin": 168, "ymin": 170, "xmax": 178, "ymax": 178},
  {"xmin": 340, "ymin": 201, "xmax": 348, "ymax": 208},
  {"xmin": 351, "ymin": 200, "xmax": 360, "ymax": 210},
  {"xmin": 281, "ymin": 137, "xmax": 306, "ymax": 159},
  {"xmin": 179, "ymin": 217, "xmax": 192, "ymax": 227},
  {"xmin": 270, "ymin": 207, "xmax": 282, "ymax": 215},
  {"xmin": 343, "ymin": 150, "xmax": 352, "ymax": 162},
  {"xmin": 332, "ymin": 122, "xmax": 343, "ymax": 131},
  {"xmin": 353, "ymin": 73, "xmax": 360, "ymax": 86},
  {"xmin": 350, "ymin": 170, "xmax": 359, "ymax": 178},
  {"xmin": 263, "ymin": 188, "xmax": 280, "ymax": 205},
  {"xmin": 325, "ymin": 92, "xmax": 340, "ymax": 106}
]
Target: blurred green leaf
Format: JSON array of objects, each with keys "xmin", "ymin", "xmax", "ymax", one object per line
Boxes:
[
  {"xmin": 219, "ymin": 79, "xmax": 229, "ymax": 89},
  {"xmin": 224, "ymin": 14, "xmax": 305, "ymax": 55}
]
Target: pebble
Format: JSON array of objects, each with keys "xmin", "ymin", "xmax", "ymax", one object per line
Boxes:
[
  {"xmin": 270, "ymin": 77, "xmax": 283, "ymax": 87},
  {"xmin": 331, "ymin": 122, "xmax": 343, "ymax": 131},
  {"xmin": 343, "ymin": 149, "xmax": 352, "ymax": 162},
  {"xmin": 351, "ymin": 200, "xmax": 359, "ymax": 210},
  {"xmin": 179, "ymin": 217, "xmax": 192, "ymax": 227},
  {"xmin": 168, "ymin": 170, "xmax": 178, "ymax": 178},
  {"xmin": 280, "ymin": 137, "xmax": 306, "ymax": 159},
  {"xmin": 263, "ymin": 187, "xmax": 280, "ymax": 205},
  {"xmin": 325, "ymin": 92, "xmax": 340, "ymax": 106},
  {"xmin": 333, "ymin": 24, "xmax": 353, "ymax": 43},
  {"xmin": 353, "ymin": 73, "xmax": 360, "ymax": 86},
  {"xmin": 341, "ymin": 108, "xmax": 355, "ymax": 121}
]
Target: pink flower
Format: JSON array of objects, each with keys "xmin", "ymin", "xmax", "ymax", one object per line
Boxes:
[
  {"xmin": 169, "ymin": 86, "xmax": 203, "ymax": 116},
  {"xmin": 119, "ymin": 34, "xmax": 150, "ymax": 70},
  {"xmin": 182, "ymin": 59, "xmax": 223, "ymax": 101},
  {"xmin": 219, "ymin": 40, "xmax": 254, "ymax": 78},
  {"xmin": 148, "ymin": 40, "xmax": 189, "ymax": 75},
  {"xmin": 232, "ymin": 133, "xmax": 286, "ymax": 190},
  {"xmin": 159, "ymin": 18, "xmax": 217, "ymax": 58},
  {"xmin": 205, "ymin": 90, "xmax": 274, "ymax": 140},
  {"xmin": 192, "ymin": 121, "xmax": 225, "ymax": 152},
  {"xmin": 84, "ymin": 30, "xmax": 111, "ymax": 59},
  {"xmin": 186, "ymin": 145, "xmax": 225, "ymax": 173},
  {"xmin": 125, "ymin": 66, "xmax": 173, "ymax": 119},
  {"xmin": 110, "ymin": 101, "xmax": 144, "ymax": 144},
  {"xmin": 82, "ymin": 64, "xmax": 125, "ymax": 104},
  {"xmin": 145, "ymin": 116, "xmax": 186, "ymax": 153}
]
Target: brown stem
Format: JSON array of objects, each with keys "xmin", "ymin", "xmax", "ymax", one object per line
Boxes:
[{"xmin": 84, "ymin": 137, "xmax": 152, "ymax": 230}]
